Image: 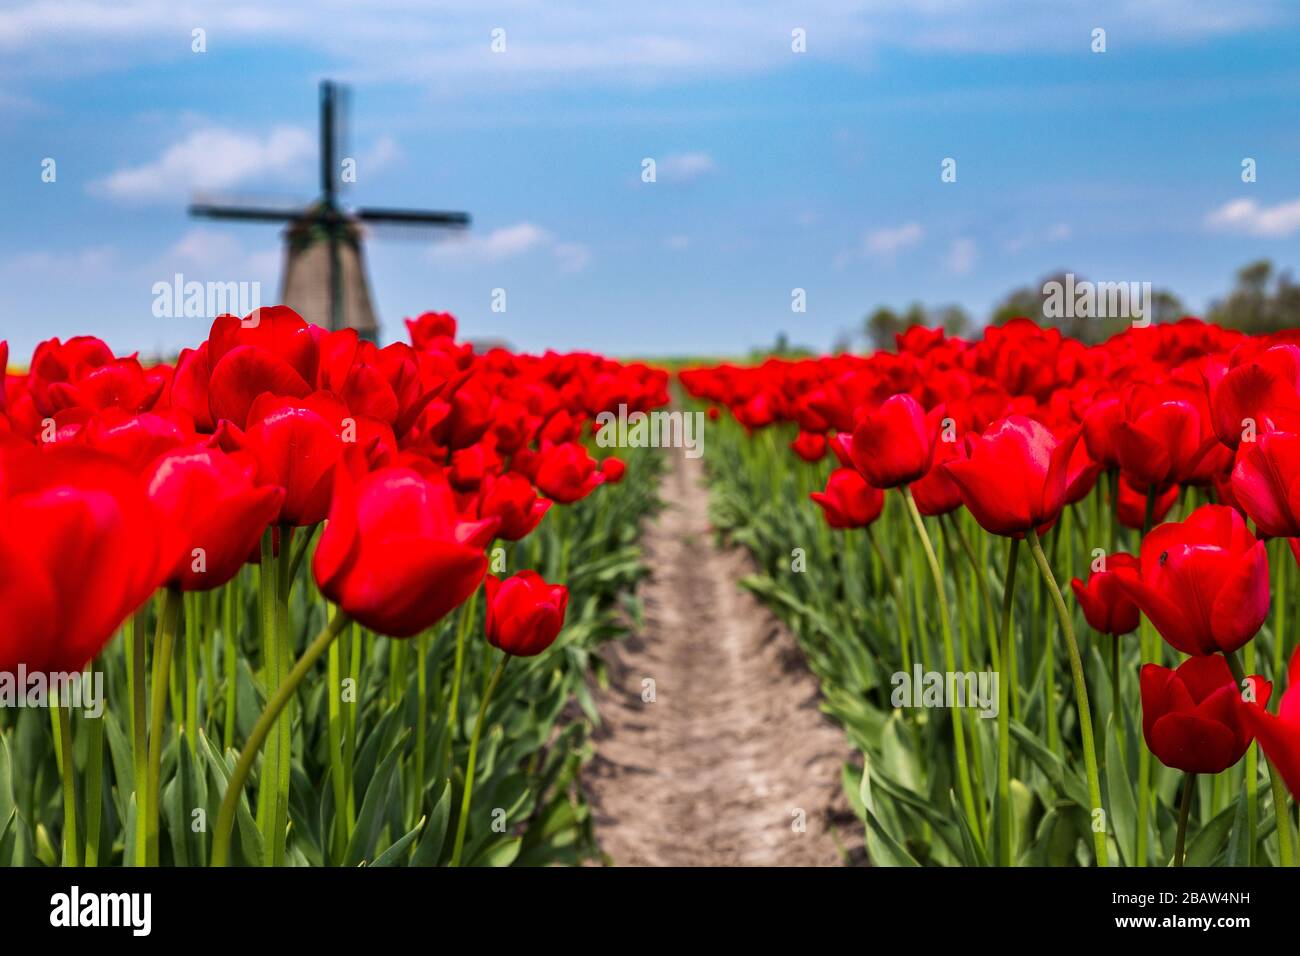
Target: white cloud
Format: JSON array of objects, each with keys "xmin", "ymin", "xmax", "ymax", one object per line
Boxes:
[
  {"xmin": 1205, "ymin": 197, "xmax": 1300, "ymax": 238},
  {"xmin": 656, "ymin": 152, "xmax": 716, "ymax": 182},
  {"xmin": 1046, "ymin": 223, "xmax": 1071, "ymax": 242},
  {"xmin": 430, "ymin": 221, "xmax": 591, "ymax": 273},
  {"xmin": 1, "ymin": 245, "xmax": 117, "ymax": 274},
  {"xmin": 163, "ymin": 227, "xmax": 280, "ymax": 278},
  {"xmin": 0, "ymin": 2, "xmax": 1285, "ymax": 94},
  {"xmin": 664, "ymin": 235, "xmax": 692, "ymax": 250},
  {"xmin": 91, "ymin": 125, "xmax": 314, "ymax": 203},
  {"xmin": 865, "ymin": 222, "xmax": 924, "ymax": 257},
  {"xmin": 944, "ymin": 237, "xmax": 977, "ymax": 275}
]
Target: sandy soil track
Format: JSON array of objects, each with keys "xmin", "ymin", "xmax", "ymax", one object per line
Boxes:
[{"xmin": 583, "ymin": 450, "xmax": 860, "ymax": 866}]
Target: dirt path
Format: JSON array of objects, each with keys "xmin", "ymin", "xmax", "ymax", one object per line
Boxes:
[{"xmin": 583, "ymin": 450, "xmax": 860, "ymax": 866}]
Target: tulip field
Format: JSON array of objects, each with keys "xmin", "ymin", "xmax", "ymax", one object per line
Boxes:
[
  {"xmin": 683, "ymin": 318, "xmax": 1300, "ymax": 868},
  {"xmin": 0, "ymin": 309, "xmax": 667, "ymax": 867},
  {"xmin": 2, "ymin": 310, "xmax": 1300, "ymax": 871}
]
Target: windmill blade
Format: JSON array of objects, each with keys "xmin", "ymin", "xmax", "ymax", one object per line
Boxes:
[
  {"xmin": 335, "ymin": 83, "xmax": 353, "ymax": 195},
  {"xmin": 356, "ymin": 207, "xmax": 470, "ymax": 227},
  {"xmin": 189, "ymin": 203, "xmax": 306, "ymax": 222}
]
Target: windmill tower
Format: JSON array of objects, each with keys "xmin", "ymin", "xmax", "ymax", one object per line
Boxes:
[{"xmin": 189, "ymin": 81, "xmax": 470, "ymax": 341}]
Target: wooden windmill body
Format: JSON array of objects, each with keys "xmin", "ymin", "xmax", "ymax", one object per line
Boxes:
[{"xmin": 189, "ymin": 82, "xmax": 469, "ymax": 341}]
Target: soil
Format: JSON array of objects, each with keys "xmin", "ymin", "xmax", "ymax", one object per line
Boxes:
[{"xmin": 583, "ymin": 450, "xmax": 862, "ymax": 866}]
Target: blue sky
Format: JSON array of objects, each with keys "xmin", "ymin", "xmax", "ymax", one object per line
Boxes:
[{"xmin": 2, "ymin": 1, "xmax": 1299, "ymax": 360}]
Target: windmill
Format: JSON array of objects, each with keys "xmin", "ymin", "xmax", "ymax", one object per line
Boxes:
[{"xmin": 189, "ymin": 81, "xmax": 470, "ymax": 341}]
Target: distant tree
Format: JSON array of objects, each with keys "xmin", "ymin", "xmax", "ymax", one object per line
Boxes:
[
  {"xmin": 862, "ymin": 302, "xmax": 970, "ymax": 351},
  {"xmin": 1208, "ymin": 260, "xmax": 1300, "ymax": 334},
  {"xmin": 990, "ymin": 270, "xmax": 1183, "ymax": 343}
]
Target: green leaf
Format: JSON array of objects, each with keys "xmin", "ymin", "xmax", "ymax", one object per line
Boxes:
[
  {"xmin": 198, "ymin": 729, "xmax": 263, "ymax": 866},
  {"xmin": 860, "ymin": 754, "xmax": 920, "ymax": 867},
  {"xmin": 1009, "ymin": 719, "xmax": 1089, "ymax": 807},
  {"xmin": 468, "ymin": 836, "xmax": 521, "ymax": 867},
  {"xmin": 0, "ymin": 733, "xmax": 14, "ymax": 838},
  {"xmin": 1184, "ymin": 803, "xmax": 1235, "ymax": 867},
  {"xmin": 1105, "ymin": 719, "xmax": 1137, "ymax": 866},
  {"xmin": 344, "ymin": 731, "xmax": 408, "ymax": 867},
  {"xmin": 949, "ymin": 791, "xmax": 990, "ymax": 866},
  {"xmin": 1225, "ymin": 789, "xmax": 1252, "ymax": 867},
  {"xmin": 370, "ymin": 817, "xmax": 425, "ymax": 867}
]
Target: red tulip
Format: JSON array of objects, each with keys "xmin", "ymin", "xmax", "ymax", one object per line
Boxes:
[
  {"xmin": 909, "ymin": 438, "xmax": 964, "ymax": 517},
  {"xmin": 479, "ymin": 471, "xmax": 551, "ymax": 541},
  {"xmin": 1242, "ymin": 647, "xmax": 1300, "ymax": 800},
  {"xmin": 1117, "ymin": 504, "xmax": 1270, "ymax": 656},
  {"xmin": 790, "ymin": 430, "xmax": 827, "ymax": 462},
  {"xmin": 534, "ymin": 442, "xmax": 604, "ymax": 504},
  {"xmin": 849, "ymin": 393, "xmax": 940, "ymax": 489},
  {"xmin": 206, "ymin": 308, "xmax": 319, "ymax": 429},
  {"xmin": 146, "ymin": 446, "xmax": 284, "ymax": 591},
  {"xmin": 313, "ymin": 465, "xmax": 499, "ymax": 637},
  {"xmin": 810, "ymin": 467, "xmax": 885, "ymax": 529},
  {"xmin": 1231, "ymin": 430, "xmax": 1300, "ymax": 538},
  {"xmin": 941, "ymin": 416, "xmax": 1079, "ymax": 537},
  {"xmin": 223, "ymin": 393, "xmax": 352, "ymax": 527},
  {"xmin": 1205, "ymin": 344, "xmax": 1300, "ymax": 450},
  {"xmin": 1140, "ymin": 655, "xmax": 1267, "ymax": 774},
  {"xmin": 599, "ymin": 456, "xmax": 627, "ymax": 483},
  {"xmin": 0, "ymin": 446, "xmax": 162, "ymax": 672},
  {"xmin": 1070, "ymin": 553, "xmax": 1140, "ymax": 636},
  {"xmin": 485, "ymin": 571, "xmax": 569, "ymax": 657}
]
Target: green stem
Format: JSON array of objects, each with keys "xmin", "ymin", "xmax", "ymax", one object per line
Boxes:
[
  {"xmin": 415, "ymin": 630, "xmax": 429, "ymax": 823},
  {"xmin": 222, "ymin": 580, "xmax": 237, "ymax": 752},
  {"xmin": 947, "ymin": 513, "xmax": 1000, "ymax": 671},
  {"xmin": 146, "ymin": 586, "xmax": 183, "ymax": 867},
  {"xmin": 902, "ymin": 488, "xmax": 980, "ymax": 842},
  {"xmin": 130, "ymin": 607, "xmax": 149, "ymax": 867},
  {"xmin": 997, "ymin": 537, "xmax": 1019, "ymax": 865},
  {"xmin": 83, "ymin": 693, "xmax": 104, "ymax": 867},
  {"xmin": 1174, "ymin": 772, "xmax": 1195, "ymax": 867},
  {"xmin": 327, "ymin": 614, "xmax": 347, "ymax": 863},
  {"xmin": 1027, "ymin": 528, "xmax": 1108, "ymax": 867},
  {"xmin": 449, "ymin": 653, "xmax": 509, "ymax": 867},
  {"xmin": 54, "ymin": 698, "xmax": 79, "ymax": 866},
  {"xmin": 211, "ymin": 612, "xmax": 351, "ymax": 867}
]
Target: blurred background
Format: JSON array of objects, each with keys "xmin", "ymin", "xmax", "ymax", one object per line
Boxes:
[{"xmin": 1, "ymin": 0, "xmax": 1298, "ymax": 361}]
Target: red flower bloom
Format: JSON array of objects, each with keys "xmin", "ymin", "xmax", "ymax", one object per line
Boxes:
[
  {"xmin": 313, "ymin": 465, "xmax": 498, "ymax": 637},
  {"xmin": 849, "ymin": 393, "xmax": 940, "ymax": 489},
  {"xmin": 147, "ymin": 446, "xmax": 284, "ymax": 591},
  {"xmin": 941, "ymin": 416, "xmax": 1079, "ymax": 537},
  {"xmin": 790, "ymin": 430, "xmax": 827, "ymax": 462},
  {"xmin": 1242, "ymin": 647, "xmax": 1300, "ymax": 800},
  {"xmin": 1140, "ymin": 655, "xmax": 1267, "ymax": 774},
  {"xmin": 206, "ymin": 308, "xmax": 319, "ymax": 429},
  {"xmin": 1205, "ymin": 344, "xmax": 1300, "ymax": 450},
  {"xmin": 1070, "ymin": 553, "xmax": 1140, "ymax": 636},
  {"xmin": 1231, "ymin": 430, "xmax": 1300, "ymax": 538},
  {"xmin": 479, "ymin": 471, "xmax": 550, "ymax": 541},
  {"xmin": 0, "ymin": 446, "xmax": 162, "ymax": 672},
  {"xmin": 484, "ymin": 570, "xmax": 569, "ymax": 657},
  {"xmin": 600, "ymin": 456, "xmax": 627, "ymax": 483},
  {"xmin": 909, "ymin": 438, "xmax": 964, "ymax": 517},
  {"xmin": 810, "ymin": 467, "xmax": 885, "ymax": 529},
  {"xmin": 1117, "ymin": 504, "xmax": 1270, "ymax": 656},
  {"xmin": 534, "ymin": 442, "xmax": 604, "ymax": 504},
  {"xmin": 222, "ymin": 393, "xmax": 352, "ymax": 527}
]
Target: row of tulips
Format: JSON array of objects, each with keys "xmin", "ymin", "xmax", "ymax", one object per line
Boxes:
[
  {"xmin": 0, "ymin": 308, "xmax": 667, "ymax": 866},
  {"xmin": 684, "ymin": 318, "xmax": 1300, "ymax": 866}
]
